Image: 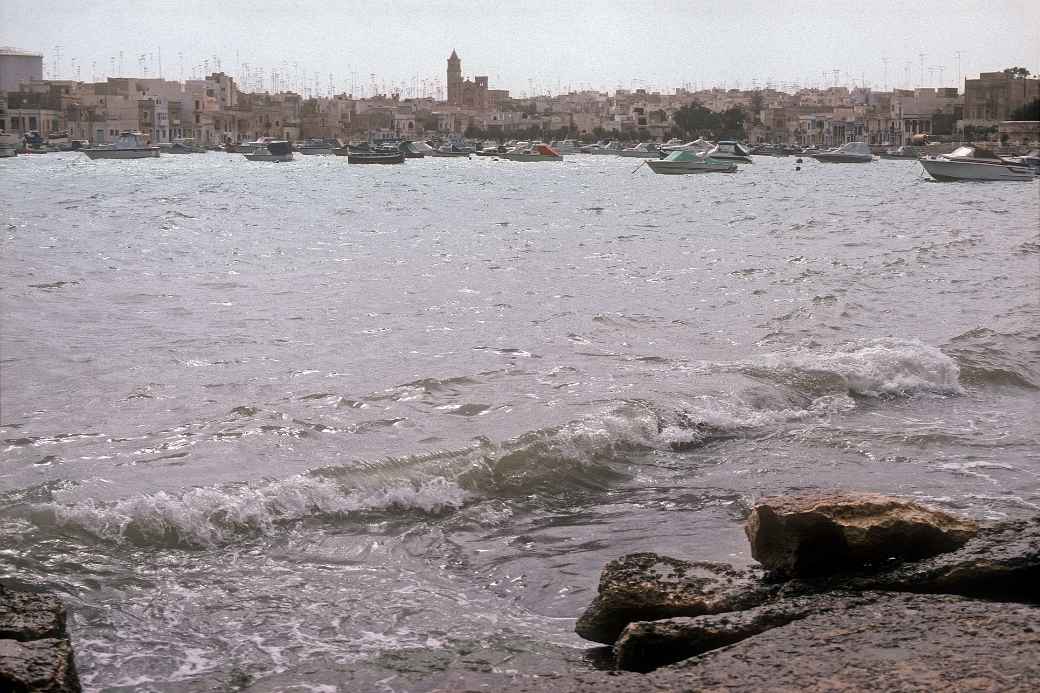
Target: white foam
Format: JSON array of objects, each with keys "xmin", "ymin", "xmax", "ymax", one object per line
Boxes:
[
  {"xmin": 759, "ymin": 337, "xmax": 962, "ymax": 397},
  {"xmin": 44, "ymin": 475, "xmax": 468, "ymax": 547}
]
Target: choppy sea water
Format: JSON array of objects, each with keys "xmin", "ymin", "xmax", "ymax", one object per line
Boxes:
[{"xmin": 1, "ymin": 151, "xmax": 1038, "ymax": 691}]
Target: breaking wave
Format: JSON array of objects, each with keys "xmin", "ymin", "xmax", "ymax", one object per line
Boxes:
[{"xmin": 745, "ymin": 337, "xmax": 963, "ymax": 397}]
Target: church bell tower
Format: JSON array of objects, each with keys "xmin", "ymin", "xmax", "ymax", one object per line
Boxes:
[{"xmin": 447, "ymin": 50, "xmax": 462, "ymax": 105}]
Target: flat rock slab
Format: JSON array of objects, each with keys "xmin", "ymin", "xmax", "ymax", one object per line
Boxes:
[
  {"xmin": 0, "ymin": 588, "xmax": 68, "ymax": 641},
  {"xmin": 574, "ymin": 553, "xmax": 771, "ymax": 645},
  {"xmin": 745, "ymin": 492, "xmax": 977, "ymax": 577},
  {"xmin": 431, "ymin": 593, "xmax": 1040, "ymax": 692},
  {"xmin": 0, "ymin": 639, "xmax": 80, "ymax": 693}
]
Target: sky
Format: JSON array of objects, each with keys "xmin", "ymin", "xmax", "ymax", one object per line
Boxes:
[{"xmin": 2, "ymin": 1, "xmax": 1038, "ymax": 97}]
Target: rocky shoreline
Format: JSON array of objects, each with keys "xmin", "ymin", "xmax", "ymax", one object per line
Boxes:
[{"xmin": 3, "ymin": 492, "xmax": 1037, "ymax": 691}]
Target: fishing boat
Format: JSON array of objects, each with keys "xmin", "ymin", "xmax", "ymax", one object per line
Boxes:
[
  {"xmin": 580, "ymin": 140, "xmax": 622, "ymax": 155},
  {"xmin": 879, "ymin": 145, "xmax": 920, "ymax": 160},
  {"xmin": 919, "ymin": 146, "xmax": 1035, "ymax": 181},
  {"xmin": 550, "ymin": 139, "xmax": 583, "ymax": 154},
  {"xmin": 82, "ymin": 132, "xmax": 160, "ymax": 160},
  {"xmin": 297, "ymin": 138, "xmax": 339, "ymax": 155},
  {"xmin": 244, "ymin": 140, "xmax": 293, "ymax": 162},
  {"xmin": 338, "ymin": 145, "xmax": 405, "ymax": 164},
  {"xmin": 809, "ymin": 141, "xmax": 873, "ymax": 163},
  {"xmin": 619, "ymin": 142, "xmax": 663, "ymax": 158},
  {"xmin": 476, "ymin": 143, "xmax": 507, "ymax": 156},
  {"xmin": 711, "ymin": 140, "xmax": 754, "ymax": 163},
  {"xmin": 159, "ymin": 138, "xmax": 205, "ymax": 154},
  {"xmin": 501, "ymin": 143, "xmax": 563, "ymax": 162},
  {"xmin": 646, "ymin": 148, "xmax": 738, "ymax": 174},
  {"xmin": 750, "ymin": 144, "xmax": 790, "ymax": 157}
]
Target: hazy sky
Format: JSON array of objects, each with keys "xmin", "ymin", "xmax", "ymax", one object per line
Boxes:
[{"xmin": 2, "ymin": 1, "xmax": 1038, "ymax": 96}]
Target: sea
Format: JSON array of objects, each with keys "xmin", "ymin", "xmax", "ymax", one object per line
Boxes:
[{"xmin": 1, "ymin": 151, "xmax": 1038, "ymax": 691}]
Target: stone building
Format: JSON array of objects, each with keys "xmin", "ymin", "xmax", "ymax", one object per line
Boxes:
[
  {"xmin": 0, "ymin": 47, "xmax": 43, "ymax": 93},
  {"xmin": 446, "ymin": 50, "xmax": 489, "ymax": 109},
  {"xmin": 963, "ymin": 71, "xmax": 1040, "ymax": 123}
]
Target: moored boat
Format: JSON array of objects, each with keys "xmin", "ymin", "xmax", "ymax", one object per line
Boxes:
[
  {"xmin": 550, "ymin": 139, "xmax": 582, "ymax": 154},
  {"xmin": 82, "ymin": 131, "xmax": 160, "ymax": 159},
  {"xmin": 879, "ymin": 145, "xmax": 920, "ymax": 160},
  {"xmin": 919, "ymin": 146, "xmax": 1035, "ymax": 181},
  {"xmin": 619, "ymin": 142, "xmax": 663, "ymax": 158},
  {"xmin": 399, "ymin": 141, "xmax": 427, "ymax": 158},
  {"xmin": 339, "ymin": 146, "xmax": 405, "ymax": 164},
  {"xmin": 430, "ymin": 144, "xmax": 472, "ymax": 157},
  {"xmin": 244, "ymin": 140, "xmax": 293, "ymax": 162},
  {"xmin": 809, "ymin": 141, "xmax": 873, "ymax": 163},
  {"xmin": 646, "ymin": 148, "xmax": 738, "ymax": 174},
  {"xmin": 711, "ymin": 140, "xmax": 754, "ymax": 163},
  {"xmin": 580, "ymin": 140, "xmax": 622, "ymax": 155},
  {"xmin": 0, "ymin": 130, "xmax": 18, "ymax": 157},
  {"xmin": 501, "ymin": 143, "xmax": 563, "ymax": 162},
  {"xmin": 297, "ymin": 138, "xmax": 340, "ymax": 155}
]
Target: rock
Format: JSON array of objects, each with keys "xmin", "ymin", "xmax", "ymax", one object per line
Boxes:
[
  {"xmin": 851, "ymin": 515, "xmax": 1040, "ymax": 601},
  {"xmin": 655, "ymin": 592, "xmax": 1040, "ymax": 692},
  {"xmin": 0, "ymin": 588, "xmax": 68, "ymax": 641},
  {"xmin": 0, "ymin": 639, "xmax": 80, "ymax": 693},
  {"xmin": 613, "ymin": 591, "xmax": 878, "ymax": 672},
  {"xmin": 574, "ymin": 553, "xmax": 772, "ymax": 645},
  {"xmin": 0, "ymin": 586, "xmax": 80, "ymax": 693},
  {"xmin": 745, "ymin": 492, "xmax": 977, "ymax": 577}
]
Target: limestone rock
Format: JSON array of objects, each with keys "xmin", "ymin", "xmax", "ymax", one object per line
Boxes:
[
  {"xmin": 613, "ymin": 591, "xmax": 877, "ymax": 672},
  {"xmin": 0, "ymin": 639, "xmax": 80, "ymax": 693},
  {"xmin": 745, "ymin": 492, "xmax": 977, "ymax": 577},
  {"xmin": 574, "ymin": 553, "xmax": 771, "ymax": 645},
  {"xmin": 0, "ymin": 587, "xmax": 67, "ymax": 641}
]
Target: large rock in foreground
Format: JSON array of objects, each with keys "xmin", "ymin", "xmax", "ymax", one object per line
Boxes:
[
  {"xmin": 0, "ymin": 586, "xmax": 80, "ymax": 693},
  {"xmin": 574, "ymin": 553, "xmax": 771, "ymax": 645},
  {"xmin": 745, "ymin": 492, "xmax": 977, "ymax": 577}
]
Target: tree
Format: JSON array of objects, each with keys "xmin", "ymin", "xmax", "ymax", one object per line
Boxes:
[
  {"xmin": 749, "ymin": 91, "xmax": 764, "ymax": 123},
  {"xmin": 719, "ymin": 106, "xmax": 747, "ymax": 137},
  {"xmin": 1002, "ymin": 67, "xmax": 1031, "ymax": 79},
  {"xmin": 1010, "ymin": 99, "xmax": 1040, "ymax": 120},
  {"xmin": 672, "ymin": 100, "xmax": 719, "ymax": 137}
]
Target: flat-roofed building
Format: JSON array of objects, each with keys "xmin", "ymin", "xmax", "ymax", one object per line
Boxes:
[{"xmin": 0, "ymin": 47, "xmax": 43, "ymax": 92}]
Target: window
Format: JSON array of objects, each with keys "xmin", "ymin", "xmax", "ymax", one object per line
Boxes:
[{"xmin": 29, "ymin": 117, "xmax": 37, "ymax": 129}]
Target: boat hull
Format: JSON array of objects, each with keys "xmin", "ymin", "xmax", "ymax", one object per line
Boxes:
[
  {"xmin": 920, "ymin": 159, "xmax": 1035, "ymax": 181},
  {"xmin": 0, "ymin": 147, "xmax": 16, "ymax": 158},
  {"xmin": 618, "ymin": 150, "xmax": 662, "ymax": 158},
  {"xmin": 646, "ymin": 159, "xmax": 737, "ymax": 174},
  {"xmin": 430, "ymin": 151, "xmax": 470, "ymax": 157},
  {"xmin": 809, "ymin": 154, "xmax": 873, "ymax": 163},
  {"xmin": 500, "ymin": 153, "xmax": 562, "ymax": 162},
  {"xmin": 346, "ymin": 153, "xmax": 405, "ymax": 164},
  {"xmin": 245, "ymin": 153, "xmax": 293, "ymax": 162},
  {"xmin": 82, "ymin": 148, "xmax": 160, "ymax": 160},
  {"xmin": 298, "ymin": 148, "xmax": 333, "ymax": 155}
]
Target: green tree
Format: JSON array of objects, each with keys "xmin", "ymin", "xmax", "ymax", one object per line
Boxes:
[
  {"xmin": 719, "ymin": 106, "xmax": 747, "ymax": 137},
  {"xmin": 672, "ymin": 101, "xmax": 719, "ymax": 137},
  {"xmin": 1002, "ymin": 67, "xmax": 1032, "ymax": 79}
]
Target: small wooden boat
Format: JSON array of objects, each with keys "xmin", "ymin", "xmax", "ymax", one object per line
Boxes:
[
  {"xmin": 82, "ymin": 132, "xmax": 160, "ymax": 159},
  {"xmin": 336, "ymin": 147, "xmax": 405, "ymax": 164}
]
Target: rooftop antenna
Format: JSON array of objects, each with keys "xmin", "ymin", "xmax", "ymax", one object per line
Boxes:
[
  {"xmin": 882, "ymin": 57, "xmax": 889, "ymax": 90},
  {"xmin": 918, "ymin": 53, "xmax": 926, "ymax": 87},
  {"xmin": 955, "ymin": 51, "xmax": 963, "ymax": 90},
  {"xmin": 158, "ymin": 47, "xmax": 162, "ymax": 79}
]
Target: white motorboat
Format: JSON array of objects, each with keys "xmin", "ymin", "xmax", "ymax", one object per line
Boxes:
[
  {"xmin": 1001, "ymin": 149, "xmax": 1040, "ymax": 172},
  {"xmin": 711, "ymin": 140, "xmax": 754, "ymax": 163},
  {"xmin": 646, "ymin": 148, "xmax": 738, "ymax": 174},
  {"xmin": 919, "ymin": 146, "xmax": 1035, "ymax": 181},
  {"xmin": 809, "ymin": 141, "xmax": 873, "ymax": 163},
  {"xmin": 660, "ymin": 138, "xmax": 714, "ymax": 154},
  {"xmin": 82, "ymin": 132, "xmax": 160, "ymax": 160},
  {"xmin": 580, "ymin": 140, "xmax": 622, "ymax": 155},
  {"xmin": 619, "ymin": 142, "xmax": 663, "ymax": 158},
  {"xmin": 501, "ymin": 143, "xmax": 563, "ymax": 162},
  {"xmin": 245, "ymin": 140, "xmax": 293, "ymax": 162}
]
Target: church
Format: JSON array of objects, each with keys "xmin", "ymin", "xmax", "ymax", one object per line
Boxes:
[{"xmin": 446, "ymin": 50, "xmax": 489, "ymax": 109}]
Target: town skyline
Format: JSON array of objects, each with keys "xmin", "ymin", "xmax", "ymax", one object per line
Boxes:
[{"xmin": 2, "ymin": 0, "xmax": 1038, "ymax": 98}]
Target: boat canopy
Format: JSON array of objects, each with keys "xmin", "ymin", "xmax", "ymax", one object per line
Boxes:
[
  {"xmin": 947, "ymin": 146, "xmax": 1000, "ymax": 160},
  {"xmin": 664, "ymin": 149, "xmax": 709, "ymax": 162},
  {"xmin": 718, "ymin": 140, "xmax": 752, "ymax": 155},
  {"xmin": 534, "ymin": 144, "xmax": 560, "ymax": 156},
  {"xmin": 834, "ymin": 142, "xmax": 871, "ymax": 156},
  {"xmin": 266, "ymin": 141, "xmax": 292, "ymax": 155}
]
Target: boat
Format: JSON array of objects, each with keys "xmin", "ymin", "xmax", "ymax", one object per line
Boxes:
[
  {"xmin": 879, "ymin": 145, "xmax": 920, "ymax": 160},
  {"xmin": 159, "ymin": 138, "xmax": 205, "ymax": 154},
  {"xmin": 809, "ymin": 141, "xmax": 874, "ymax": 163},
  {"xmin": 399, "ymin": 141, "xmax": 427, "ymax": 159},
  {"xmin": 244, "ymin": 140, "xmax": 293, "ymax": 162},
  {"xmin": 501, "ymin": 143, "xmax": 563, "ymax": 162},
  {"xmin": 430, "ymin": 144, "xmax": 472, "ymax": 157},
  {"xmin": 580, "ymin": 140, "xmax": 622, "ymax": 155},
  {"xmin": 660, "ymin": 138, "xmax": 714, "ymax": 154},
  {"xmin": 0, "ymin": 131, "xmax": 18, "ymax": 158},
  {"xmin": 645, "ymin": 148, "xmax": 738, "ymax": 174},
  {"xmin": 1002, "ymin": 149, "xmax": 1040, "ymax": 172},
  {"xmin": 919, "ymin": 146, "xmax": 1036, "ymax": 181},
  {"xmin": 711, "ymin": 140, "xmax": 754, "ymax": 163},
  {"xmin": 82, "ymin": 131, "xmax": 160, "ymax": 159},
  {"xmin": 297, "ymin": 138, "xmax": 339, "ymax": 155},
  {"xmin": 346, "ymin": 150, "xmax": 404, "ymax": 164},
  {"xmin": 619, "ymin": 142, "xmax": 663, "ymax": 158},
  {"xmin": 237, "ymin": 137, "xmax": 278, "ymax": 155},
  {"xmin": 550, "ymin": 139, "xmax": 583, "ymax": 154},
  {"xmin": 476, "ymin": 143, "xmax": 507, "ymax": 156}
]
